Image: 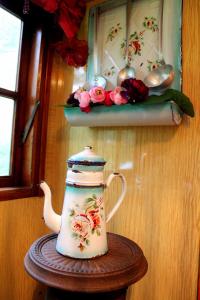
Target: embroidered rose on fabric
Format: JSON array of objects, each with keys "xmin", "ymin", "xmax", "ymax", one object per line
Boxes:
[
  {"xmin": 143, "ymin": 17, "xmax": 158, "ymax": 32},
  {"xmin": 106, "ymin": 23, "xmax": 122, "ymax": 43},
  {"xmin": 121, "ymin": 31, "xmax": 144, "ymax": 63},
  {"xmin": 129, "ymin": 31, "xmax": 144, "ymax": 56},
  {"xmin": 130, "ymin": 40, "xmax": 141, "ymax": 55},
  {"xmin": 147, "ymin": 59, "xmax": 163, "ymax": 72},
  {"xmin": 104, "ymin": 66, "xmax": 116, "ymax": 78}
]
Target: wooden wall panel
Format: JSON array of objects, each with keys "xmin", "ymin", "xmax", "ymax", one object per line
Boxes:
[
  {"xmin": 44, "ymin": 54, "xmax": 73, "ymax": 211},
  {"xmin": 67, "ymin": 0, "xmax": 200, "ymax": 299},
  {"xmin": 0, "ymin": 197, "xmax": 48, "ymax": 300},
  {"xmin": 0, "ymin": 0, "xmax": 199, "ymax": 299},
  {"xmin": 0, "ymin": 54, "xmax": 72, "ymax": 299}
]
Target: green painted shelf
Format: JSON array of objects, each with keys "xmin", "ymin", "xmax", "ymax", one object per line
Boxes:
[{"xmin": 64, "ymin": 101, "xmax": 183, "ymax": 127}]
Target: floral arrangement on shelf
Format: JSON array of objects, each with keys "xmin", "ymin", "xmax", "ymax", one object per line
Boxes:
[{"xmin": 65, "ymin": 78, "xmax": 194, "ymax": 117}]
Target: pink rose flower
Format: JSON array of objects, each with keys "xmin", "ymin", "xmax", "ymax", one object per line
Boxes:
[
  {"xmin": 88, "ymin": 209, "xmax": 100, "ymax": 229},
  {"xmin": 74, "ymin": 87, "xmax": 85, "ymax": 101},
  {"xmin": 72, "ymin": 214, "xmax": 90, "ymax": 239},
  {"xmin": 110, "ymin": 87, "xmax": 128, "ymax": 105},
  {"xmin": 78, "ymin": 91, "xmax": 91, "ymax": 108},
  {"xmin": 89, "ymin": 86, "xmax": 105, "ymax": 103}
]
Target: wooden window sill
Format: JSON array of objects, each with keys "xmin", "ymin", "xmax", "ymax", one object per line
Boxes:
[{"xmin": 0, "ymin": 185, "xmax": 41, "ymax": 201}]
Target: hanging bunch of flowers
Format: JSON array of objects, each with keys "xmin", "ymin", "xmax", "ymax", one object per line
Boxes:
[{"xmin": 29, "ymin": 0, "xmax": 88, "ymax": 67}]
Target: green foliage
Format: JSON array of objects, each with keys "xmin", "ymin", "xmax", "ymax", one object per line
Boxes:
[
  {"xmin": 86, "ymin": 197, "xmax": 95, "ymax": 203},
  {"xmin": 145, "ymin": 89, "xmax": 195, "ymax": 117},
  {"xmin": 72, "ymin": 232, "xmax": 78, "ymax": 239},
  {"xmin": 96, "ymin": 230, "xmax": 101, "ymax": 236},
  {"xmin": 86, "ymin": 239, "xmax": 90, "ymax": 245},
  {"xmin": 69, "ymin": 209, "xmax": 75, "ymax": 216}
]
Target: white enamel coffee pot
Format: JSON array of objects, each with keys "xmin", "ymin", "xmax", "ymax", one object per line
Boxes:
[{"xmin": 40, "ymin": 146, "xmax": 127, "ymax": 259}]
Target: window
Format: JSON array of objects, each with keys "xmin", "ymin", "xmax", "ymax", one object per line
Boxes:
[
  {"xmin": 0, "ymin": 7, "xmax": 23, "ymax": 177},
  {"xmin": 0, "ymin": 2, "xmax": 53, "ymax": 200},
  {"xmin": 0, "ymin": 97, "xmax": 15, "ymax": 176}
]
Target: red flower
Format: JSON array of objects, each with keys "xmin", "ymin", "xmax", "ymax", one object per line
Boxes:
[
  {"xmin": 31, "ymin": 0, "xmax": 58, "ymax": 13},
  {"xmin": 88, "ymin": 210, "xmax": 100, "ymax": 229},
  {"xmin": 31, "ymin": 0, "xmax": 88, "ymax": 67},
  {"xmin": 31, "ymin": 0, "xmax": 86, "ymax": 39},
  {"xmin": 92, "ymin": 215, "xmax": 100, "ymax": 228},
  {"xmin": 104, "ymin": 91, "xmax": 113, "ymax": 106},
  {"xmin": 121, "ymin": 78, "xmax": 149, "ymax": 103},
  {"xmin": 55, "ymin": 38, "xmax": 88, "ymax": 67},
  {"xmin": 58, "ymin": 0, "xmax": 86, "ymax": 39},
  {"xmin": 80, "ymin": 106, "xmax": 91, "ymax": 113},
  {"xmin": 131, "ymin": 41, "xmax": 141, "ymax": 54}
]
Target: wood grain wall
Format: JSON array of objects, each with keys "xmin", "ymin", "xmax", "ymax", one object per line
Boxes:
[
  {"xmin": 0, "ymin": 53, "xmax": 72, "ymax": 300},
  {"xmin": 0, "ymin": 0, "xmax": 199, "ymax": 299}
]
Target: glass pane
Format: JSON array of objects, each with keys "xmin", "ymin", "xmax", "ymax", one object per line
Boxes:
[
  {"xmin": 0, "ymin": 97, "xmax": 14, "ymax": 176},
  {"xmin": 0, "ymin": 6, "xmax": 23, "ymax": 91}
]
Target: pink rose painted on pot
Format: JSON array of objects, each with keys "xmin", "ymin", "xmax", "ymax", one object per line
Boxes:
[
  {"xmin": 72, "ymin": 214, "xmax": 90, "ymax": 239},
  {"xmin": 110, "ymin": 87, "xmax": 128, "ymax": 105},
  {"xmin": 88, "ymin": 209, "xmax": 100, "ymax": 230},
  {"xmin": 70, "ymin": 193, "xmax": 103, "ymax": 251},
  {"xmin": 89, "ymin": 86, "xmax": 106, "ymax": 103},
  {"xmin": 78, "ymin": 91, "xmax": 91, "ymax": 108}
]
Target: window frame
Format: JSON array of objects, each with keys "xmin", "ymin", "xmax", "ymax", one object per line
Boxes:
[{"xmin": 0, "ymin": 1, "xmax": 54, "ymax": 200}]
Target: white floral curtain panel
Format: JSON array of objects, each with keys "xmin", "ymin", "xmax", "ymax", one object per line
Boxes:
[{"xmin": 88, "ymin": 0, "xmax": 182, "ymax": 91}]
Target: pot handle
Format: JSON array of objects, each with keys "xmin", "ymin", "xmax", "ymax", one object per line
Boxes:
[{"xmin": 105, "ymin": 173, "xmax": 127, "ymax": 223}]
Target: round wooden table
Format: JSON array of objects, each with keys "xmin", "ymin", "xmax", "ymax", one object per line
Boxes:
[{"xmin": 24, "ymin": 233, "xmax": 148, "ymax": 300}]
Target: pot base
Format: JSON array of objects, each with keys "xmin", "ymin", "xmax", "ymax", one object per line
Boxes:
[
  {"xmin": 56, "ymin": 248, "xmax": 109, "ymax": 260},
  {"xmin": 56, "ymin": 243, "xmax": 108, "ymax": 259}
]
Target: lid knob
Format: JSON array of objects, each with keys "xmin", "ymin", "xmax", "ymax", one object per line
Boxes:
[{"xmin": 84, "ymin": 146, "xmax": 92, "ymax": 150}]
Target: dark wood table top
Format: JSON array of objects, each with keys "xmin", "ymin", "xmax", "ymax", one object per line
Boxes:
[{"xmin": 24, "ymin": 233, "xmax": 148, "ymax": 293}]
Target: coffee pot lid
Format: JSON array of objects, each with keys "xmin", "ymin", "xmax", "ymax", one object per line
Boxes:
[{"xmin": 67, "ymin": 146, "xmax": 106, "ymax": 170}]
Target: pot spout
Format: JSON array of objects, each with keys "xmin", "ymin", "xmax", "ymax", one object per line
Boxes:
[{"xmin": 40, "ymin": 182, "xmax": 61, "ymax": 234}]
